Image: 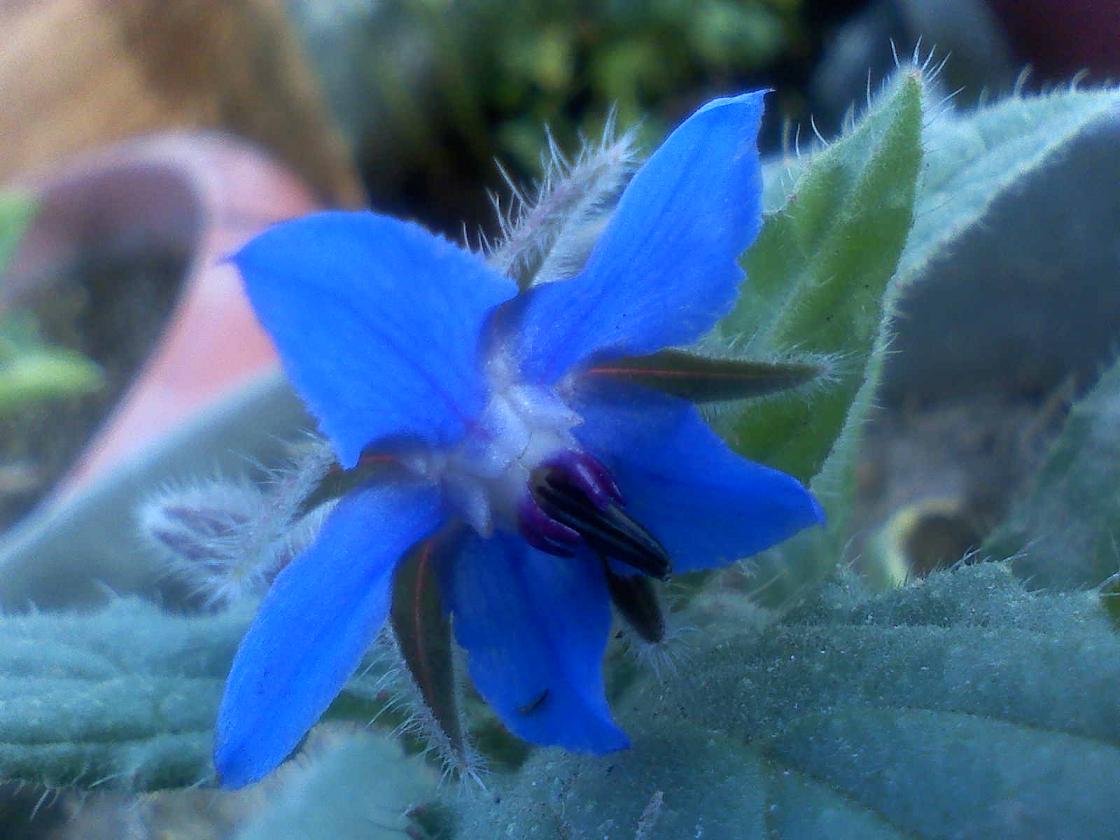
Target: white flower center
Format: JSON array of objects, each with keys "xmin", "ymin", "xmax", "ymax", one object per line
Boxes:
[{"xmin": 406, "ymin": 357, "xmax": 580, "ymax": 536}]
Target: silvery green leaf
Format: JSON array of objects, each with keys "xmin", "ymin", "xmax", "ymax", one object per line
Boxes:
[
  {"xmin": 0, "ymin": 596, "xmax": 407, "ymax": 792},
  {"xmin": 457, "ymin": 565, "xmax": 1120, "ymax": 839},
  {"xmin": 882, "ymin": 85, "xmax": 1120, "ymax": 404},
  {"xmin": 902, "ymin": 85, "xmax": 1120, "ymax": 291},
  {"xmin": 0, "ymin": 599, "xmax": 247, "ymax": 791}
]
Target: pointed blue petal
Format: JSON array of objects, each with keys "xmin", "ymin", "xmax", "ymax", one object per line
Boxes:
[
  {"xmin": 440, "ymin": 532, "xmax": 628, "ymax": 753},
  {"xmin": 215, "ymin": 479, "xmax": 445, "ymax": 788},
  {"xmin": 513, "ymin": 92, "xmax": 766, "ymax": 384},
  {"xmin": 235, "ymin": 212, "xmax": 518, "ymax": 467},
  {"xmin": 573, "ymin": 385, "xmax": 823, "ymax": 574}
]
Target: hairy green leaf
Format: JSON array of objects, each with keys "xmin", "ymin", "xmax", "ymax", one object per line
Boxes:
[
  {"xmin": 901, "ymin": 85, "xmax": 1120, "ymax": 291},
  {"xmin": 459, "ymin": 565, "xmax": 1120, "ymax": 839}
]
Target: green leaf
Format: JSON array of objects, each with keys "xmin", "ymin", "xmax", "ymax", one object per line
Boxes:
[
  {"xmin": 234, "ymin": 729, "xmax": 438, "ymax": 840},
  {"xmin": 0, "ymin": 599, "xmax": 247, "ymax": 791},
  {"xmin": 714, "ymin": 71, "xmax": 923, "ymax": 607},
  {"xmin": 982, "ymin": 360, "xmax": 1120, "ymax": 590},
  {"xmin": 457, "ymin": 565, "xmax": 1120, "ymax": 839},
  {"xmin": 0, "ymin": 193, "xmax": 34, "ymax": 273},
  {"xmin": 1, "ymin": 305, "xmax": 103, "ymax": 414}
]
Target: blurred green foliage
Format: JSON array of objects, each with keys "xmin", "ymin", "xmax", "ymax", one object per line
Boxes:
[
  {"xmin": 463, "ymin": 0, "xmax": 800, "ymax": 164},
  {"xmin": 293, "ymin": 0, "xmax": 808, "ymax": 228}
]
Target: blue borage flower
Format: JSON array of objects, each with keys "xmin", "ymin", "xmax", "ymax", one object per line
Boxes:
[{"xmin": 216, "ymin": 91, "xmax": 824, "ymax": 788}]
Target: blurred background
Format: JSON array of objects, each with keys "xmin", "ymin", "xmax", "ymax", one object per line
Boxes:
[{"xmin": 1, "ymin": 0, "xmax": 1118, "ymax": 836}]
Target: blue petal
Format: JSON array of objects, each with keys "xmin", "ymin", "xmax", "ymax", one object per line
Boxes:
[
  {"xmin": 513, "ymin": 91, "xmax": 766, "ymax": 384},
  {"xmin": 440, "ymin": 532, "xmax": 628, "ymax": 753},
  {"xmin": 235, "ymin": 212, "xmax": 518, "ymax": 467},
  {"xmin": 573, "ymin": 384, "xmax": 823, "ymax": 574},
  {"xmin": 215, "ymin": 479, "xmax": 445, "ymax": 788}
]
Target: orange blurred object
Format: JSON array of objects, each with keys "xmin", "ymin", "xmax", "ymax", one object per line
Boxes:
[{"xmin": 0, "ymin": 0, "xmax": 363, "ymax": 207}]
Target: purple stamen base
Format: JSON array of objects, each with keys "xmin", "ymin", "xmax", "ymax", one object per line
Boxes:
[
  {"xmin": 542, "ymin": 451, "xmax": 623, "ymax": 510},
  {"xmin": 517, "ymin": 493, "xmax": 581, "ymax": 556}
]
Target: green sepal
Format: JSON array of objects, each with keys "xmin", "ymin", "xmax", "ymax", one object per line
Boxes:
[
  {"xmin": 389, "ymin": 537, "xmax": 466, "ymax": 760},
  {"xmin": 583, "ymin": 350, "xmax": 823, "ymax": 403}
]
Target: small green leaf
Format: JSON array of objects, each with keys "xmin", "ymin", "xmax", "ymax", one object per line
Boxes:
[
  {"xmin": 0, "ymin": 347, "xmax": 104, "ymax": 412},
  {"xmin": 584, "ymin": 350, "xmax": 823, "ymax": 403},
  {"xmin": 234, "ymin": 729, "xmax": 438, "ymax": 840},
  {"xmin": 458, "ymin": 565, "xmax": 1120, "ymax": 839},
  {"xmin": 0, "ymin": 197, "xmax": 103, "ymax": 412},
  {"xmin": 983, "ymin": 360, "xmax": 1120, "ymax": 590},
  {"xmin": 1, "ymin": 310, "xmax": 104, "ymax": 413}
]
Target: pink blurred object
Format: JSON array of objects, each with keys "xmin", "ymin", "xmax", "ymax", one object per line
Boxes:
[
  {"xmin": 988, "ymin": 0, "xmax": 1120, "ymax": 78},
  {"xmin": 3, "ymin": 133, "xmax": 322, "ymax": 500}
]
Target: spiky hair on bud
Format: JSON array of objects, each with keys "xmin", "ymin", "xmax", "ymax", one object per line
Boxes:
[
  {"xmin": 487, "ymin": 115, "xmax": 639, "ymax": 289},
  {"xmin": 137, "ymin": 439, "xmax": 336, "ymax": 606}
]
